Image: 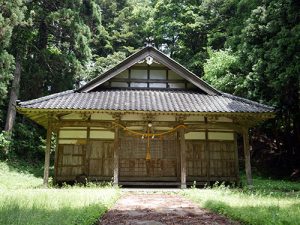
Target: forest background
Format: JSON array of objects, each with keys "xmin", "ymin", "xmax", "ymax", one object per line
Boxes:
[{"xmin": 0, "ymin": 0, "xmax": 299, "ymax": 178}]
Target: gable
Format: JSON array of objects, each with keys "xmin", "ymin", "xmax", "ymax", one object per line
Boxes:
[
  {"xmin": 92, "ymin": 60, "xmax": 199, "ymax": 91},
  {"xmin": 77, "ymin": 46, "xmax": 220, "ymax": 95}
]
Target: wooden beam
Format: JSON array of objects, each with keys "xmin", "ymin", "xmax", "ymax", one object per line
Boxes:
[
  {"xmin": 43, "ymin": 117, "xmax": 52, "ymax": 187},
  {"xmin": 179, "ymin": 124, "xmax": 187, "ymax": 189},
  {"xmin": 243, "ymin": 128, "xmax": 253, "ymax": 186},
  {"xmin": 53, "ymin": 120, "xmax": 112, "ymax": 128},
  {"xmin": 110, "ymin": 78, "xmax": 186, "ymax": 83},
  {"xmin": 113, "ymin": 117, "xmax": 120, "ymax": 186},
  {"xmin": 53, "ymin": 119, "xmax": 244, "ymax": 131}
]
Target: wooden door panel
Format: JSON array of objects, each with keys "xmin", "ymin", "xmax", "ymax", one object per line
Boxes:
[
  {"xmin": 119, "ymin": 135, "xmax": 178, "ymax": 179},
  {"xmin": 88, "ymin": 141, "xmax": 113, "ymax": 177}
]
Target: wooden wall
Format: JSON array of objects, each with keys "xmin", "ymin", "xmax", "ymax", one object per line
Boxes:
[
  {"xmin": 89, "ymin": 141, "xmax": 114, "ymax": 178},
  {"xmin": 99, "ymin": 63, "xmax": 198, "ymax": 90},
  {"xmin": 186, "ymin": 140, "xmax": 237, "ymax": 182},
  {"xmin": 54, "ymin": 122, "xmax": 239, "ymax": 183},
  {"xmin": 56, "ymin": 144, "xmax": 85, "ymax": 180}
]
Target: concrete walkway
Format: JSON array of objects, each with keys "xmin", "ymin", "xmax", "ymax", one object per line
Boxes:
[{"xmin": 98, "ymin": 194, "xmax": 239, "ymax": 225}]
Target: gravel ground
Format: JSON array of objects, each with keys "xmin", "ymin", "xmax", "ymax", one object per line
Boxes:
[{"xmin": 98, "ymin": 194, "xmax": 239, "ymax": 225}]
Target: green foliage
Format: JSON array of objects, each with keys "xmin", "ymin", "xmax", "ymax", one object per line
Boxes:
[
  {"xmin": 203, "ymin": 49, "xmax": 243, "ymax": 94},
  {"xmin": 152, "ymin": 0, "xmax": 210, "ymax": 75},
  {"xmin": 0, "ymin": 0, "xmax": 26, "ymax": 119},
  {"xmin": 235, "ymin": 0, "xmax": 300, "ymax": 171},
  {"xmin": 183, "ymin": 176, "xmax": 300, "ymax": 225},
  {"xmin": 88, "ymin": 51, "xmax": 127, "ymax": 80},
  {"xmin": 10, "ymin": 123, "xmax": 45, "ymax": 161},
  {"xmin": 0, "ymin": 131, "xmax": 10, "ymax": 156},
  {"xmin": 18, "ymin": 0, "xmax": 103, "ymax": 96}
]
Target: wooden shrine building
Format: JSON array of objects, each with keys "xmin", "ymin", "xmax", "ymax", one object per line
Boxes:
[{"xmin": 17, "ymin": 46, "xmax": 274, "ymax": 187}]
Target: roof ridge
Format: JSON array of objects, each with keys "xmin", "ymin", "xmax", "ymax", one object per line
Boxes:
[
  {"xmin": 221, "ymin": 92, "xmax": 274, "ymax": 110},
  {"xmin": 19, "ymin": 90, "xmax": 74, "ymax": 106}
]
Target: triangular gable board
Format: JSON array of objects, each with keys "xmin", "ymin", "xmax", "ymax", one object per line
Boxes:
[{"xmin": 77, "ymin": 46, "xmax": 220, "ymax": 95}]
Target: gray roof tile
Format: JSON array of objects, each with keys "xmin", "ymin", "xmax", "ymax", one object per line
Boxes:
[{"xmin": 18, "ymin": 89, "xmax": 273, "ymax": 113}]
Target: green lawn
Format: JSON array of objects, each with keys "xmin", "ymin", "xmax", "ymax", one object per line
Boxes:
[
  {"xmin": 1, "ymin": 160, "xmax": 300, "ymax": 225},
  {"xmin": 183, "ymin": 177, "xmax": 300, "ymax": 225},
  {"xmin": 0, "ymin": 161, "xmax": 120, "ymax": 225},
  {"xmin": 0, "ymin": 160, "xmax": 43, "ymax": 189}
]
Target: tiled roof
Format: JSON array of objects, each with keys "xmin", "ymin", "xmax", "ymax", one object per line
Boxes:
[{"xmin": 18, "ymin": 89, "xmax": 273, "ymax": 113}]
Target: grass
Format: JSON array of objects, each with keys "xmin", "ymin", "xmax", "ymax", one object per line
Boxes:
[
  {"xmin": 1, "ymin": 159, "xmax": 300, "ymax": 225},
  {"xmin": 0, "ymin": 188, "xmax": 119, "ymax": 225},
  {"xmin": 0, "ymin": 160, "xmax": 120, "ymax": 225},
  {"xmin": 183, "ymin": 177, "xmax": 300, "ymax": 225},
  {"xmin": 0, "ymin": 160, "xmax": 43, "ymax": 189}
]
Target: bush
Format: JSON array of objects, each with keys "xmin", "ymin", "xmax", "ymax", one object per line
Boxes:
[
  {"xmin": 0, "ymin": 131, "xmax": 11, "ymax": 157},
  {"xmin": 10, "ymin": 123, "xmax": 46, "ymax": 162}
]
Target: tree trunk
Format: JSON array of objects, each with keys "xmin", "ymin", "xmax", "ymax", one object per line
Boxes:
[
  {"xmin": 243, "ymin": 128, "xmax": 253, "ymax": 186},
  {"xmin": 4, "ymin": 57, "xmax": 21, "ymax": 132}
]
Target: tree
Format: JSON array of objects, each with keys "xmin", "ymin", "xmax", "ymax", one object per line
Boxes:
[
  {"xmin": 236, "ymin": 0, "xmax": 300, "ymax": 172},
  {"xmin": 0, "ymin": 0, "xmax": 26, "ymax": 124},
  {"xmin": 203, "ymin": 48, "xmax": 243, "ymax": 94},
  {"xmin": 88, "ymin": 51, "xmax": 127, "ymax": 80},
  {"xmin": 2, "ymin": 0, "xmax": 104, "ymax": 156}
]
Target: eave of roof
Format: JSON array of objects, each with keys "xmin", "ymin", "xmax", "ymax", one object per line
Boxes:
[{"xmin": 18, "ymin": 89, "xmax": 274, "ymax": 114}]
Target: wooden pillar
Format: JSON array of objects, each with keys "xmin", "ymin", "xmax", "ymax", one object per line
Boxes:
[
  {"xmin": 43, "ymin": 119, "xmax": 52, "ymax": 187},
  {"xmin": 176, "ymin": 131, "xmax": 181, "ymax": 181},
  {"xmin": 53, "ymin": 128, "xmax": 59, "ymax": 184},
  {"xmin": 234, "ymin": 132, "xmax": 240, "ymax": 184},
  {"xmin": 179, "ymin": 125, "xmax": 186, "ymax": 189},
  {"xmin": 243, "ymin": 128, "xmax": 253, "ymax": 186},
  {"xmin": 85, "ymin": 125, "xmax": 91, "ymax": 177},
  {"xmin": 205, "ymin": 117, "xmax": 210, "ymax": 183},
  {"xmin": 113, "ymin": 120, "xmax": 120, "ymax": 186}
]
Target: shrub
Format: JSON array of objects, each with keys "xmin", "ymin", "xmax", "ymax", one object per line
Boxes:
[{"xmin": 0, "ymin": 131, "xmax": 11, "ymax": 157}]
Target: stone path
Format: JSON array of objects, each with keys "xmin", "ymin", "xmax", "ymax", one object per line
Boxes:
[{"xmin": 98, "ymin": 194, "xmax": 239, "ymax": 225}]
